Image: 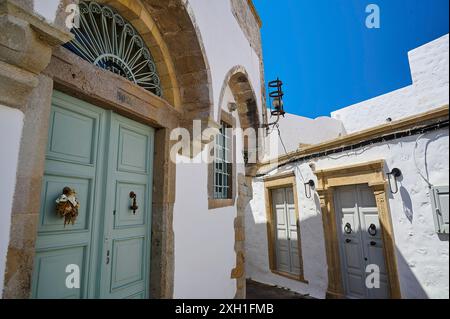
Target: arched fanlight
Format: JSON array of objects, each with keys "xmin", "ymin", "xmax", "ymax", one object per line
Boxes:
[{"xmin": 64, "ymin": 1, "xmax": 162, "ymax": 97}]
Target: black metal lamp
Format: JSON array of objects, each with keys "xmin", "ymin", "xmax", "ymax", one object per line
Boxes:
[
  {"xmin": 269, "ymin": 78, "xmax": 285, "ymax": 117},
  {"xmin": 304, "ymin": 179, "xmax": 315, "ymax": 199},
  {"xmin": 387, "ymin": 168, "xmax": 402, "ymax": 194},
  {"xmin": 265, "ymin": 78, "xmax": 286, "ymax": 131}
]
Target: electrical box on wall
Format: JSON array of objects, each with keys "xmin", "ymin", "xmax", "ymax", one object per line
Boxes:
[{"xmin": 431, "ymin": 186, "xmax": 449, "ymax": 234}]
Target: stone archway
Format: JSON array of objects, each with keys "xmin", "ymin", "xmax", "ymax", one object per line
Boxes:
[
  {"xmin": 219, "ymin": 65, "xmax": 263, "ymax": 169},
  {"xmin": 219, "ymin": 66, "xmax": 262, "ymax": 299},
  {"xmin": 219, "ymin": 66, "xmax": 261, "ymax": 133}
]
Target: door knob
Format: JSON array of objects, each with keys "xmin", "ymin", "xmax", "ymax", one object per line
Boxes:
[
  {"xmin": 370, "ymin": 241, "xmax": 377, "ymax": 246},
  {"xmin": 129, "ymin": 191, "xmax": 139, "ymax": 214},
  {"xmin": 345, "ymin": 239, "xmax": 352, "ymax": 243}
]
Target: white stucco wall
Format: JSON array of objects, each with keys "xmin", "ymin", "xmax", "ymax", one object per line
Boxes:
[
  {"xmin": 173, "ymin": 86, "xmax": 248, "ymax": 298},
  {"xmin": 248, "ymin": 130, "xmax": 449, "ymax": 299},
  {"xmin": 266, "ymin": 112, "xmax": 346, "ymax": 157},
  {"xmin": 32, "ymin": 0, "xmax": 61, "ymax": 24},
  {"xmin": 188, "ymin": 0, "xmax": 263, "ymax": 124},
  {"xmin": 173, "ymin": 151, "xmax": 238, "ymax": 299},
  {"xmin": 173, "ymin": 86, "xmax": 246, "ymax": 299},
  {"xmin": 0, "ymin": 105, "xmax": 24, "ymax": 298},
  {"xmin": 332, "ymin": 34, "xmax": 449, "ymax": 133},
  {"xmin": 172, "ymin": 0, "xmax": 263, "ymax": 298}
]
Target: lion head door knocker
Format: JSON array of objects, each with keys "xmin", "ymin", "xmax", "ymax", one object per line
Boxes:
[
  {"xmin": 56, "ymin": 187, "xmax": 80, "ymax": 226},
  {"xmin": 344, "ymin": 222, "xmax": 353, "ymax": 234},
  {"xmin": 368, "ymin": 223, "xmax": 378, "ymax": 236}
]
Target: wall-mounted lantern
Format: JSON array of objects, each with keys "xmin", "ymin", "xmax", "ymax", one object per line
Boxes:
[
  {"xmin": 304, "ymin": 179, "xmax": 315, "ymax": 199},
  {"xmin": 387, "ymin": 168, "xmax": 402, "ymax": 194},
  {"xmin": 265, "ymin": 78, "xmax": 286, "ymax": 131}
]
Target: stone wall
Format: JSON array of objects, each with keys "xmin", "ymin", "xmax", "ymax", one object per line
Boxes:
[{"xmin": 230, "ymin": 0, "xmax": 262, "ymax": 59}]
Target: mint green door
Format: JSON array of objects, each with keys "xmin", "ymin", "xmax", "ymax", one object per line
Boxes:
[
  {"xmin": 32, "ymin": 91, "xmax": 154, "ymax": 299},
  {"xmin": 98, "ymin": 114, "xmax": 154, "ymax": 299}
]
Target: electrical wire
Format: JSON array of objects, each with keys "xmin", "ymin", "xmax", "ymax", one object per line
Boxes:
[
  {"xmin": 256, "ymin": 119, "xmax": 449, "ymax": 178},
  {"xmin": 413, "ymin": 132, "xmax": 447, "ymax": 188},
  {"xmin": 276, "ymin": 124, "xmax": 288, "ymax": 155}
]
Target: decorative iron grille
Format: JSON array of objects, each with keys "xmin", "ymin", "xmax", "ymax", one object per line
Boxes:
[{"xmin": 64, "ymin": 1, "xmax": 162, "ymax": 97}]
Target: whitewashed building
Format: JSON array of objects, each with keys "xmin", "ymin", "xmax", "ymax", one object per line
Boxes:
[
  {"xmin": 1, "ymin": 0, "xmax": 448, "ymax": 301},
  {"xmin": 247, "ymin": 34, "xmax": 449, "ymax": 299},
  {"xmin": 0, "ymin": 0, "xmax": 266, "ymax": 299}
]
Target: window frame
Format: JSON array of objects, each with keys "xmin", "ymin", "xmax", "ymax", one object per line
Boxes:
[{"xmin": 208, "ymin": 110, "xmax": 236, "ymax": 210}]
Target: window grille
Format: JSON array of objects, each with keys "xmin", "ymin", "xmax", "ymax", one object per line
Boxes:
[
  {"xmin": 64, "ymin": 1, "xmax": 162, "ymax": 97},
  {"xmin": 214, "ymin": 122, "xmax": 232, "ymax": 199}
]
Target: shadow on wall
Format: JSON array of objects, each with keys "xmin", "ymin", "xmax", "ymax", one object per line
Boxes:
[
  {"xmin": 400, "ymin": 186, "xmax": 414, "ymax": 223},
  {"xmin": 245, "ymin": 181, "xmax": 437, "ymax": 299},
  {"xmin": 394, "ymin": 245, "xmax": 428, "ymax": 298}
]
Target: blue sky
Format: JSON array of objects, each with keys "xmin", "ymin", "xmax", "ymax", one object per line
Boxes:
[{"xmin": 253, "ymin": 0, "xmax": 449, "ymax": 118}]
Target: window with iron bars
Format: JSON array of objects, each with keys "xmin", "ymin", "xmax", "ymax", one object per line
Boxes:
[{"xmin": 214, "ymin": 122, "xmax": 233, "ymax": 199}]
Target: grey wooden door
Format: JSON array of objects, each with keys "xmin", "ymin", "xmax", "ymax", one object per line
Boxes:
[
  {"xmin": 272, "ymin": 187, "xmax": 301, "ymax": 276},
  {"xmin": 334, "ymin": 185, "xmax": 390, "ymax": 299}
]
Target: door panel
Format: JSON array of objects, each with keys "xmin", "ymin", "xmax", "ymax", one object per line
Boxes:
[
  {"xmin": 47, "ymin": 107, "xmax": 97, "ymax": 165},
  {"xmin": 286, "ymin": 188, "xmax": 301, "ymax": 275},
  {"xmin": 114, "ymin": 183, "xmax": 147, "ymax": 228},
  {"xmin": 110, "ymin": 236, "xmax": 145, "ymax": 290},
  {"xmin": 357, "ymin": 186, "xmax": 390, "ymax": 299},
  {"xmin": 32, "ymin": 92, "xmax": 106, "ymax": 299},
  {"xmin": 100, "ymin": 114, "xmax": 154, "ymax": 299},
  {"xmin": 273, "ymin": 188, "xmax": 291, "ymax": 273},
  {"xmin": 33, "ymin": 246, "xmax": 87, "ymax": 299},
  {"xmin": 272, "ymin": 187, "xmax": 301, "ymax": 276},
  {"xmin": 39, "ymin": 176, "xmax": 92, "ymax": 232},
  {"xmin": 335, "ymin": 184, "xmax": 390, "ymax": 299}
]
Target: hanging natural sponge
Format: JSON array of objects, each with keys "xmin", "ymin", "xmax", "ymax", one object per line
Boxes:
[{"xmin": 56, "ymin": 187, "xmax": 80, "ymax": 226}]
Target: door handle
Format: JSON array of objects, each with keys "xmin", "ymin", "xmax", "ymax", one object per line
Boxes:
[
  {"xmin": 106, "ymin": 250, "xmax": 110, "ymax": 265},
  {"xmin": 129, "ymin": 191, "xmax": 139, "ymax": 214},
  {"xmin": 370, "ymin": 241, "xmax": 377, "ymax": 246},
  {"xmin": 345, "ymin": 239, "xmax": 352, "ymax": 243}
]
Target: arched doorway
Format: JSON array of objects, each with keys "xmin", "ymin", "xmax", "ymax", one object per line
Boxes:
[{"xmin": 3, "ymin": 0, "xmax": 213, "ymax": 299}]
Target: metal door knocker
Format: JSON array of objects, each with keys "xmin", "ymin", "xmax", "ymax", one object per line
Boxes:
[
  {"xmin": 368, "ymin": 224, "xmax": 377, "ymax": 236},
  {"xmin": 344, "ymin": 223, "xmax": 352, "ymax": 234},
  {"xmin": 129, "ymin": 191, "xmax": 139, "ymax": 214},
  {"xmin": 56, "ymin": 187, "xmax": 80, "ymax": 227}
]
